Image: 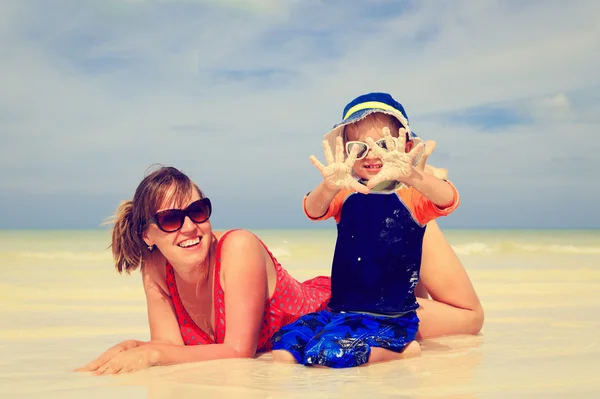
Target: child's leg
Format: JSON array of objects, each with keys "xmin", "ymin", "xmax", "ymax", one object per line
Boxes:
[
  {"xmin": 414, "ymin": 281, "xmax": 429, "ymax": 300},
  {"xmin": 417, "ymin": 221, "xmax": 484, "ymax": 339},
  {"xmin": 272, "ymin": 350, "xmax": 298, "ymax": 363},
  {"xmin": 303, "ymin": 313, "xmax": 371, "ymax": 368},
  {"xmin": 365, "ymin": 311, "xmax": 421, "ymax": 364},
  {"xmin": 271, "ymin": 311, "xmax": 330, "ymax": 364},
  {"xmin": 369, "ymin": 341, "xmax": 421, "ymax": 363},
  {"xmin": 304, "ymin": 311, "xmax": 420, "ymax": 368}
]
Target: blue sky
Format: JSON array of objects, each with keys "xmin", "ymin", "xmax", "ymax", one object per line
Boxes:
[{"xmin": 1, "ymin": 0, "xmax": 599, "ymax": 229}]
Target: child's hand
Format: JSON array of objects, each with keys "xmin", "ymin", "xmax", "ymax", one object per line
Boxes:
[
  {"xmin": 365, "ymin": 127, "xmax": 424, "ymax": 189},
  {"xmin": 310, "ymin": 136, "xmax": 370, "ymax": 194},
  {"xmin": 416, "ymin": 140, "xmax": 449, "ymax": 180}
]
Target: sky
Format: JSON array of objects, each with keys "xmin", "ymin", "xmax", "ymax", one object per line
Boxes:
[{"xmin": 1, "ymin": 0, "xmax": 599, "ymax": 229}]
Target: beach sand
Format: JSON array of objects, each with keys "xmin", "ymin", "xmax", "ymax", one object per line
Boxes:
[{"xmin": 1, "ymin": 229, "xmax": 599, "ymax": 398}]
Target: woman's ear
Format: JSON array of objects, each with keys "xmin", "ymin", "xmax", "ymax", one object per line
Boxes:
[{"xmin": 142, "ymin": 229, "xmax": 153, "ymax": 248}]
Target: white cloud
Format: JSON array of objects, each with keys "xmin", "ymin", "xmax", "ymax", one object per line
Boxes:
[
  {"xmin": 528, "ymin": 93, "xmax": 574, "ymax": 122},
  {"xmin": 1, "ymin": 0, "xmax": 599, "ymax": 228}
]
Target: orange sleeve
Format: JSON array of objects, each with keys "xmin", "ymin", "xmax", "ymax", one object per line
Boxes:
[
  {"xmin": 397, "ymin": 181, "xmax": 460, "ymax": 226},
  {"xmin": 303, "ymin": 190, "xmax": 350, "ymax": 224}
]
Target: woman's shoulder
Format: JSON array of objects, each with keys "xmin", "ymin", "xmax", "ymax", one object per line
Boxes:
[
  {"xmin": 216, "ymin": 229, "xmax": 263, "ymax": 252},
  {"xmin": 216, "ymin": 229, "xmax": 272, "ymax": 274}
]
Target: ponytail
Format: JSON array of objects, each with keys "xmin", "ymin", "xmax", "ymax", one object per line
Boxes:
[{"xmin": 110, "ymin": 200, "xmax": 145, "ymax": 274}]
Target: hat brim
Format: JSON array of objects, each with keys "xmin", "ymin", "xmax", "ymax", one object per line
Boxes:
[{"xmin": 323, "ymin": 109, "xmax": 425, "ymax": 166}]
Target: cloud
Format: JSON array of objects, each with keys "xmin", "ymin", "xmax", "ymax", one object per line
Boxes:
[
  {"xmin": 1, "ymin": 0, "xmax": 599, "ymax": 228},
  {"xmin": 528, "ymin": 93, "xmax": 574, "ymax": 122},
  {"xmin": 436, "ymin": 105, "xmax": 533, "ymax": 131}
]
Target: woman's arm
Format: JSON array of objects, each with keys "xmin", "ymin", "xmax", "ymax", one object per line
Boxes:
[
  {"xmin": 75, "ymin": 253, "xmax": 183, "ymax": 373},
  {"xmin": 142, "ymin": 253, "xmax": 186, "ymax": 346},
  {"xmin": 150, "ymin": 230, "xmax": 268, "ymax": 365}
]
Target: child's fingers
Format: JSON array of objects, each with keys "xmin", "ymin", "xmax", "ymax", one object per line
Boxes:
[
  {"xmin": 366, "ymin": 137, "xmax": 386, "ymax": 158},
  {"xmin": 344, "ymin": 145, "xmax": 359, "ymax": 167},
  {"xmin": 396, "ymin": 128, "xmax": 407, "ymax": 152},
  {"xmin": 382, "ymin": 127, "xmax": 396, "ymax": 152},
  {"xmin": 335, "ymin": 136, "xmax": 345, "ymax": 163},
  {"xmin": 416, "ymin": 140, "xmax": 436, "ymax": 171},
  {"xmin": 322, "ymin": 140, "xmax": 334, "ymax": 165},
  {"xmin": 309, "ymin": 155, "xmax": 326, "ymax": 173},
  {"xmin": 351, "ymin": 180, "xmax": 370, "ymax": 194},
  {"xmin": 366, "ymin": 175, "xmax": 383, "ymax": 189},
  {"xmin": 409, "ymin": 142, "xmax": 425, "ymax": 161},
  {"xmin": 423, "ymin": 140, "xmax": 436, "ymax": 158}
]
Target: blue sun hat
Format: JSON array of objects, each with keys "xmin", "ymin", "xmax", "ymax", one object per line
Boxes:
[{"xmin": 324, "ymin": 92, "xmax": 425, "ymax": 166}]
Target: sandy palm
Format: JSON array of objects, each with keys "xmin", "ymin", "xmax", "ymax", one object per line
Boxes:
[
  {"xmin": 310, "ymin": 136, "xmax": 370, "ymax": 194},
  {"xmin": 366, "ymin": 127, "xmax": 424, "ymax": 189}
]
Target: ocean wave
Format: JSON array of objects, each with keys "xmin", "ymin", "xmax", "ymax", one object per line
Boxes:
[
  {"xmin": 7, "ymin": 242, "xmax": 598, "ymax": 262},
  {"xmin": 452, "ymin": 242, "xmax": 600, "ymax": 256},
  {"xmin": 11, "ymin": 248, "xmax": 293, "ymax": 262},
  {"xmin": 270, "ymin": 248, "xmax": 291, "ymax": 258}
]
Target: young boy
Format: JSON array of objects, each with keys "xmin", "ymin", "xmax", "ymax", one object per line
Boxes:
[{"xmin": 271, "ymin": 92, "xmax": 460, "ymax": 368}]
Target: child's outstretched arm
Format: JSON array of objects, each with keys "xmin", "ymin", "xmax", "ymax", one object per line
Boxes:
[
  {"xmin": 366, "ymin": 128, "xmax": 455, "ymax": 209},
  {"xmin": 305, "ymin": 136, "xmax": 368, "ymax": 218},
  {"xmin": 304, "ymin": 181, "xmax": 341, "ymax": 219}
]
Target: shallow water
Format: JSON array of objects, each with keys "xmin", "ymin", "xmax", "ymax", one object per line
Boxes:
[{"xmin": 1, "ymin": 229, "xmax": 599, "ymax": 398}]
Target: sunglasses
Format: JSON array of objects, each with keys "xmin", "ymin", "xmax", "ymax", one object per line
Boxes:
[
  {"xmin": 150, "ymin": 198, "xmax": 212, "ymax": 233},
  {"xmin": 345, "ymin": 138, "xmax": 395, "ymax": 160}
]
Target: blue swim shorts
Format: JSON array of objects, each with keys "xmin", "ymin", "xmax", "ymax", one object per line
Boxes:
[{"xmin": 271, "ymin": 309, "xmax": 419, "ymax": 368}]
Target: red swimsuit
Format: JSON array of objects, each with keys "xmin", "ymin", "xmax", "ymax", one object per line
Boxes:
[{"xmin": 165, "ymin": 230, "xmax": 331, "ymax": 351}]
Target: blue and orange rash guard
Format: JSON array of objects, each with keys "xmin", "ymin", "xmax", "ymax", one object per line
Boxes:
[{"xmin": 303, "ymin": 182, "xmax": 460, "ymax": 315}]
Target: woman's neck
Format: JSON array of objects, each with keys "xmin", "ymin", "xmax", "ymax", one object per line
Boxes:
[{"xmin": 172, "ymin": 235, "xmax": 217, "ymax": 285}]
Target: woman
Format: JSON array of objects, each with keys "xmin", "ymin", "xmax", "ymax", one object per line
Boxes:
[
  {"xmin": 78, "ymin": 144, "xmax": 483, "ymax": 374},
  {"xmin": 77, "ymin": 166, "xmax": 331, "ymax": 375}
]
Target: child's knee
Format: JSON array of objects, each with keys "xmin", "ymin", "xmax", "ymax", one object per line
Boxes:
[
  {"xmin": 368, "ymin": 341, "xmax": 421, "ymax": 364},
  {"xmin": 469, "ymin": 305, "xmax": 485, "ymax": 334},
  {"xmin": 401, "ymin": 340, "xmax": 421, "ymax": 358},
  {"xmin": 272, "ymin": 350, "xmax": 299, "ymax": 364}
]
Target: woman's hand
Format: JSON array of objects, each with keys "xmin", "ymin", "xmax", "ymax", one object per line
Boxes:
[
  {"xmin": 91, "ymin": 344, "xmax": 161, "ymax": 375},
  {"xmin": 75, "ymin": 339, "xmax": 140, "ymax": 373}
]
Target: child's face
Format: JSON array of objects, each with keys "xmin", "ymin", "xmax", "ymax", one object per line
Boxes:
[{"xmin": 345, "ymin": 114, "xmax": 414, "ymax": 181}]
